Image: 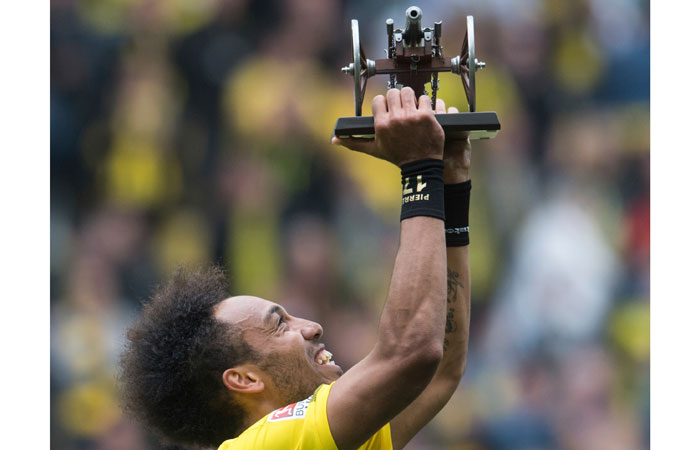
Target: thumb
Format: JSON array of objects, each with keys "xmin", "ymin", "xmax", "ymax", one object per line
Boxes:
[{"xmin": 332, "ymin": 136, "xmax": 379, "ymax": 156}]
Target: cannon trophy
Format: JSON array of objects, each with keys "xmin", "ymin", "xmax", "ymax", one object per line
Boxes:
[{"xmin": 334, "ymin": 6, "xmax": 500, "ymax": 140}]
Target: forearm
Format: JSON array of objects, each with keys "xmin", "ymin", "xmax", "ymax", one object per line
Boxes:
[
  {"xmin": 440, "ymin": 246, "xmax": 471, "ymax": 379},
  {"xmin": 376, "ymin": 216, "xmax": 447, "ymax": 361},
  {"xmin": 327, "ymin": 213, "xmax": 448, "ymax": 450}
]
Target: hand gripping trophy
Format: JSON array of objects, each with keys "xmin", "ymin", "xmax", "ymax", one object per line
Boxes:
[{"xmin": 334, "ymin": 6, "xmax": 501, "ymax": 140}]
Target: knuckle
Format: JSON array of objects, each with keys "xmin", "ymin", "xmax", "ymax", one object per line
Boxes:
[
  {"xmin": 407, "ymin": 116, "xmax": 424, "ymax": 128},
  {"xmin": 408, "ymin": 112, "xmax": 423, "ymax": 123},
  {"xmin": 374, "ymin": 120, "xmax": 389, "ymax": 132},
  {"xmin": 415, "ymin": 110, "xmax": 433, "ymax": 121}
]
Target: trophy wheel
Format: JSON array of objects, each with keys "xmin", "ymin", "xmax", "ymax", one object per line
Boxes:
[
  {"xmin": 351, "ymin": 20, "xmax": 370, "ymax": 116},
  {"xmin": 467, "ymin": 16, "xmax": 476, "ymax": 113},
  {"xmin": 456, "ymin": 16, "xmax": 476, "ymax": 113}
]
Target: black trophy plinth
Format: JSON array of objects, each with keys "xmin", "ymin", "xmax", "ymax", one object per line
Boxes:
[{"xmin": 334, "ymin": 112, "xmax": 500, "ymax": 140}]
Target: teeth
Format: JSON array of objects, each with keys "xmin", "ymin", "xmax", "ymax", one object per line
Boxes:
[{"xmin": 317, "ymin": 350, "xmax": 333, "ymax": 365}]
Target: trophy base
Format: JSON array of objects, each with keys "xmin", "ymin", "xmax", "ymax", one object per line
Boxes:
[{"xmin": 334, "ymin": 112, "xmax": 500, "ymax": 140}]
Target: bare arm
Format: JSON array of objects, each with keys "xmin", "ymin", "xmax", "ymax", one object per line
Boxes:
[
  {"xmin": 389, "ymin": 249, "xmax": 471, "ymax": 449},
  {"xmin": 390, "ymin": 101, "xmax": 473, "ymax": 449},
  {"xmin": 328, "ymin": 87, "xmax": 447, "ymax": 450}
]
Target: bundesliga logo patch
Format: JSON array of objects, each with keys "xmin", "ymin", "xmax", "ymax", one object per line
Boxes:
[{"xmin": 267, "ymin": 394, "xmax": 313, "ymax": 422}]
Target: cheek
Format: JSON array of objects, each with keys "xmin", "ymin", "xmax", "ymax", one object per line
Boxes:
[
  {"xmin": 285, "ymin": 331, "xmax": 310, "ymax": 355},
  {"xmin": 272, "ymin": 333, "xmax": 311, "ymax": 364}
]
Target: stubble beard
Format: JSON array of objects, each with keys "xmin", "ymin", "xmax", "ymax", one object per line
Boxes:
[{"xmin": 260, "ymin": 350, "xmax": 326, "ymax": 406}]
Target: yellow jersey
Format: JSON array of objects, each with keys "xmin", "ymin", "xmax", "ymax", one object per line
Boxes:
[{"xmin": 218, "ymin": 383, "xmax": 392, "ymax": 450}]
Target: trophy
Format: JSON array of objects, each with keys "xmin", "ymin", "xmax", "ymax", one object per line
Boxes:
[{"xmin": 334, "ymin": 6, "xmax": 500, "ymax": 140}]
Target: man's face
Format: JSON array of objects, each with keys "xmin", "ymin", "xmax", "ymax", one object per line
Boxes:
[{"xmin": 214, "ymin": 296, "xmax": 343, "ymax": 404}]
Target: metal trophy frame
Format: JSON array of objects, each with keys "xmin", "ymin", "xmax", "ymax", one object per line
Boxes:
[{"xmin": 334, "ymin": 6, "xmax": 500, "ymax": 140}]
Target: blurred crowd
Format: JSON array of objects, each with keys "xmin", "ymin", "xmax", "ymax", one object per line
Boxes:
[{"xmin": 50, "ymin": 0, "xmax": 649, "ymax": 449}]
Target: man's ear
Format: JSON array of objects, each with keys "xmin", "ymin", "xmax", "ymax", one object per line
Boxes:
[{"xmin": 222, "ymin": 365, "xmax": 265, "ymax": 394}]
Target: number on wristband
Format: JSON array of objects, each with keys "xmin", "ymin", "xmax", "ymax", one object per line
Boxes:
[{"xmin": 399, "ymin": 159, "xmax": 445, "ymax": 221}]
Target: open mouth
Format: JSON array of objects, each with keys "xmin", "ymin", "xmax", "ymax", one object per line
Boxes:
[{"xmin": 315, "ymin": 349, "xmax": 335, "ymax": 366}]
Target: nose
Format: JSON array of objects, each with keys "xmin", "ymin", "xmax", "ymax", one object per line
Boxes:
[{"xmin": 300, "ymin": 319, "xmax": 323, "ymax": 341}]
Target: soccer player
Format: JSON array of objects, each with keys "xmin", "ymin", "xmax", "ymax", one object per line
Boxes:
[{"xmin": 120, "ymin": 87, "xmax": 472, "ymax": 450}]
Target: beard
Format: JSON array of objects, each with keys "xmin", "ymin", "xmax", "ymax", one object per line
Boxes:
[{"xmin": 258, "ymin": 349, "xmax": 326, "ymax": 405}]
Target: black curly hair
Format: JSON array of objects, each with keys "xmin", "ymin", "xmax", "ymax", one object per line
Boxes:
[{"xmin": 119, "ymin": 265, "xmax": 257, "ymax": 448}]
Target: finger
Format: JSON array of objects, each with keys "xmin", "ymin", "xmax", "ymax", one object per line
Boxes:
[
  {"xmin": 400, "ymin": 87, "xmax": 417, "ymax": 110},
  {"xmin": 435, "ymin": 98, "xmax": 446, "ymax": 114},
  {"xmin": 418, "ymin": 95, "xmax": 432, "ymax": 112},
  {"xmin": 447, "ymin": 106, "xmax": 459, "ymax": 114},
  {"xmin": 372, "ymin": 94, "xmax": 388, "ymax": 119},
  {"xmin": 386, "ymin": 88, "xmax": 401, "ymax": 114}
]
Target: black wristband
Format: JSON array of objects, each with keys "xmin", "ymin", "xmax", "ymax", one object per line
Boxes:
[
  {"xmin": 444, "ymin": 180, "xmax": 471, "ymax": 246},
  {"xmin": 400, "ymin": 159, "xmax": 445, "ymax": 221}
]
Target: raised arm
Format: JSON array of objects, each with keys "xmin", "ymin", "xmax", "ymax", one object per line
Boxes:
[
  {"xmin": 329, "ymin": 87, "xmax": 447, "ymax": 450},
  {"xmin": 390, "ymin": 101, "xmax": 473, "ymax": 450}
]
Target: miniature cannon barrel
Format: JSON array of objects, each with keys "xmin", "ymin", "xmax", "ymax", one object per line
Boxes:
[{"xmin": 403, "ymin": 6, "xmax": 423, "ymax": 47}]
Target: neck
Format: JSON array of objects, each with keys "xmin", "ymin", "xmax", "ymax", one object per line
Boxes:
[{"xmin": 239, "ymin": 394, "xmax": 286, "ymax": 431}]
